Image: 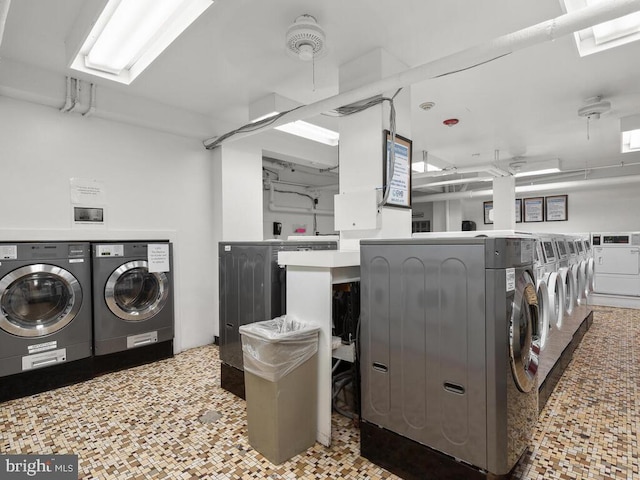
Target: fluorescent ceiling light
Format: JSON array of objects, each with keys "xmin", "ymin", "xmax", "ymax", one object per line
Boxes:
[
  {"xmin": 415, "ymin": 176, "xmax": 493, "ymax": 189},
  {"xmin": 250, "ymin": 93, "xmax": 339, "ymax": 146},
  {"xmin": 512, "ymin": 158, "xmax": 561, "ymax": 178},
  {"xmin": 562, "ymin": 0, "xmax": 640, "ymax": 56},
  {"xmin": 71, "ymin": 0, "xmax": 213, "ymax": 84},
  {"xmin": 621, "ymin": 114, "xmax": 640, "ymax": 153},
  {"xmin": 411, "ymin": 161, "xmax": 425, "ymax": 173},
  {"xmin": 275, "ymin": 121, "xmax": 340, "ymax": 147},
  {"xmin": 514, "ymin": 167, "xmax": 561, "ymax": 178}
]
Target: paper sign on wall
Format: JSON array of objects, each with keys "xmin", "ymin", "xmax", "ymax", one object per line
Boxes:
[
  {"xmin": 148, "ymin": 244, "xmax": 170, "ymax": 273},
  {"xmin": 70, "ymin": 178, "xmax": 106, "ymax": 205}
]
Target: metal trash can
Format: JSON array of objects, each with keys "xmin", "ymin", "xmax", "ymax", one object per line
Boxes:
[{"xmin": 239, "ymin": 316, "xmax": 320, "ymax": 464}]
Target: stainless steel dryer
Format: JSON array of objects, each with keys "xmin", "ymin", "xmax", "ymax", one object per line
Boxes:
[
  {"xmin": 360, "ymin": 236, "xmax": 539, "ymax": 479},
  {"xmin": 91, "ymin": 242, "xmax": 174, "ymax": 364},
  {"xmin": 0, "ymin": 242, "xmax": 92, "ymax": 378}
]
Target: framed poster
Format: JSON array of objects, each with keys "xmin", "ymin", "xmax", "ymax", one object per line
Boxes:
[
  {"xmin": 523, "ymin": 197, "xmax": 544, "ymax": 222},
  {"xmin": 484, "ymin": 200, "xmax": 522, "ymax": 224},
  {"xmin": 545, "ymin": 195, "xmax": 568, "ymax": 221},
  {"xmin": 483, "ymin": 201, "xmax": 493, "ymax": 224},
  {"xmin": 383, "ymin": 130, "xmax": 412, "ymax": 208},
  {"xmin": 515, "ymin": 199, "xmax": 523, "ymax": 223}
]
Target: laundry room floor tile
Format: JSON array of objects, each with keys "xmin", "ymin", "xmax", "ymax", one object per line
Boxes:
[{"xmin": 0, "ymin": 306, "xmax": 638, "ymax": 479}]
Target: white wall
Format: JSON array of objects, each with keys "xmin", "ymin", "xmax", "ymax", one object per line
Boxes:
[
  {"xmin": 0, "ymin": 97, "xmax": 215, "ymax": 352},
  {"xmin": 460, "ymin": 185, "xmax": 640, "ymax": 233}
]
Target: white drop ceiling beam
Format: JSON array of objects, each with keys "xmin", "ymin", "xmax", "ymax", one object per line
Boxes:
[
  {"xmin": 206, "ymin": 0, "xmax": 640, "ymax": 148},
  {"xmin": 0, "ymin": 0, "xmax": 10, "ymax": 49}
]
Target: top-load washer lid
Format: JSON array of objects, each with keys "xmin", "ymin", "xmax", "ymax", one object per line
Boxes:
[
  {"xmin": 105, "ymin": 260, "xmax": 169, "ymax": 321},
  {"xmin": 0, "ymin": 264, "xmax": 82, "ymax": 337},
  {"xmin": 509, "ymin": 270, "xmax": 540, "ymax": 393}
]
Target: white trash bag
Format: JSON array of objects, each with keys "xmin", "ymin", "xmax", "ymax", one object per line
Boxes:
[{"xmin": 239, "ymin": 315, "xmax": 320, "ymax": 382}]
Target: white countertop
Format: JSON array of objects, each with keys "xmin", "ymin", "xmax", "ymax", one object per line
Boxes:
[{"xmin": 278, "ymin": 249, "xmax": 360, "ymax": 268}]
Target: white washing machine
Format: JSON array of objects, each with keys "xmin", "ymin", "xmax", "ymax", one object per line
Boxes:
[
  {"xmin": 533, "ymin": 240, "xmax": 551, "ymax": 351},
  {"xmin": 0, "ymin": 242, "xmax": 92, "ymax": 378},
  {"xmin": 554, "ymin": 236, "xmax": 576, "ymax": 317},
  {"xmin": 592, "ymin": 232, "xmax": 640, "ymax": 296},
  {"xmin": 582, "ymin": 237, "xmax": 595, "ymax": 294},
  {"xmin": 539, "ymin": 236, "xmax": 564, "ymax": 334},
  {"xmin": 573, "ymin": 239, "xmax": 589, "ymax": 305}
]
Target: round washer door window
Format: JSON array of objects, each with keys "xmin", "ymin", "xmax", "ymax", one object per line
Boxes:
[
  {"xmin": 105, "ymin": 260, "xmax": 169, "ymax": 321},
  {"xmin": 0, "ymin": 264, "xmax": 82, "ymax": 337},
  {"xmin": 509, "ymin": 270, "xmax": 540, "ymax": 393}
]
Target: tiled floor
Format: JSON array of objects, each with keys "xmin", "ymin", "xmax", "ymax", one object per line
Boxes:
[{"xmin": 1, "ymin": 306, "xmax": 638, "ymax": 479}]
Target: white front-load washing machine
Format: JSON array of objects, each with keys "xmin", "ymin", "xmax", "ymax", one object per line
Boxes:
[
  {"xmin": 91, "ymin": 242, "xmax": 174, "ymax": 371},
  {"xmin": 539, "ymin": 236, "xmax": 564, "ymax": 335},
  {"xmin": 555, "ymin": 236, "xmax": 576, "ymax": 317},
  {"xmin": 0, "ymin": 242, "xmax": 93, "ymax": 401}
]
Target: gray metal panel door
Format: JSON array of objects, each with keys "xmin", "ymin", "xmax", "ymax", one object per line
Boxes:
[
  {"xmin": 361, "ymin": 243, "xmax": 487, "ymax": 469},
  {"xmin": 219, "ymin": 245, "xmax": 270, "ymax": 369}
]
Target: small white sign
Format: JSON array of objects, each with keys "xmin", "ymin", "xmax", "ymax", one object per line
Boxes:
[
  {"xmin": 27, "ymin": 340, "xmax": 58, "ymax": 355},
  {"xmin": 148, "ymin": 244, "xmax": 170, "ymax": 273},
  {"xmin": 68, "ymin": 258, "xmax": 85, "ymax": 263},
  {"xmin": 70, "ymin": 178, "xmax": 106, "ymax": 205},
  {"xmin": 506, "ymin": 268, "xmax": 516, "ymax": 292},
  {"xmin": 521, "ymin": 241, "xmax": 533, "ymax": 263},
  {"xmin": 224, "ymin": 245, "xmax": 231, "ymax": 252}
]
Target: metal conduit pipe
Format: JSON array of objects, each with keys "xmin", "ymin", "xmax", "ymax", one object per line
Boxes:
[
  {"xmin": 268, "ymin": 183, "xmax": 333, "ymax": 216},
  {"xmin": 205, "ymin": 0, "xmax": 640, "ymax": 148},
  {"xmin": 413, "ymin": 174, "xmax": 640, "ymax": 203}
]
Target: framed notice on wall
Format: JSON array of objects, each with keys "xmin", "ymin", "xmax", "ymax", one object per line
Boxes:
[
  {"xmin": 484, "ymin": 200, "xmax": 522, "ymax": 224},
  {"xmin": 523, "ymin": 197, "xmax": 544, "ymax": 222},
  {"xmin": 483, "ymin": 201, "xmax": 493, "ymax": 224},
  {"xmin": 545, "ymin": 195, "xmax": 568, "ymax": 221},
  {"xmin": 383, "ymin": 130, "xmax": 412, "ymax": 208}
]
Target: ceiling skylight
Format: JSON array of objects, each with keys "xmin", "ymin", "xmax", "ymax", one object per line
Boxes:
[
  {"xmin": 71, "ymin": 0, "xmax": 213, "ymax": 84},
  {"xmin": 562, "ymin": 0, "xmax": 640, "ymax": 56}
]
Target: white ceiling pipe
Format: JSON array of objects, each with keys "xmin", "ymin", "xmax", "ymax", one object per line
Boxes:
[
  {"xmin": 413, "ymin": 174, "xmax": 640, "ymax": 202},
  {"xmin": 205, "ymin": 0, "xmax": 640, "ymax": 148},
  {"xmin": 0, "ymin": 0, "xmax": 10, "ymax": 50}
]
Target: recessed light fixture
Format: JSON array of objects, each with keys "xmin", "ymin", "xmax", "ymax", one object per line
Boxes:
[
  {"xmin": 419, "ymin": 101, "xmax": 436, "ymax": 111},
  {"xmin": 71, "ymin": 0, "xmax": 214, "ymax": 84},
  {"xmin": 250, "ymin": 93, "xmax": 339, "ymax": 146},
  {"xmin": 621, "ymin": 114, "xmax": 640, "ymax": 153},
  {"xmin": 561, "ymin": 0, "xmax": 640, "ymax": 56}
]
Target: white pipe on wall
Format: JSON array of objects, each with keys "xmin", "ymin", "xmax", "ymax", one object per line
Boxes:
[
  {"xmin": 205, "ymin": 0, "xmax": 640, "ymax": 148},
  {"xmin": 0, "ymin": 0, "xmax": 10, "ymax": 50},
  {"xmin": 413, "ymin": 174, "xmax": 640, "ymax": 202}
]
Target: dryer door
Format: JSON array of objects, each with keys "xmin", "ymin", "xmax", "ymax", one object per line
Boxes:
[
  {"xmin": 0, "ymin": 264, "xmax": 82, "ymax": 337},
  {"xmin": 509, "ymin": 270, "xmax": 540, "ymax": 393},
  {"xmin": 105, "ymin": 260, "xmax": 169, "ymax": 321}
]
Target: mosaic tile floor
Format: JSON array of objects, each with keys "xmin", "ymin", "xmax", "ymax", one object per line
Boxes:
[{"xmin": 0, "ymin": 306, "xmax": 638, "ymax": 479}]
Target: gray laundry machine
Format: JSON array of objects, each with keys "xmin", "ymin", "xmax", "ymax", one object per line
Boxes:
[
  {"xmin": 218, "ymin": 239, "xmax": 337, "ymax": 398},
  {"xmin": 0, "ymin": 242, "xmax": 92, "ymax": 379},
  {"xmin": 91, "ymin": 242, "xmax": 174, "ymax": 370},
  {"xmin": 359, "ymin": 236, "xmax": 540, "ymax": 479}
]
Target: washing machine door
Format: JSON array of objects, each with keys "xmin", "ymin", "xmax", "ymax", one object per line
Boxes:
[
  {"xmin": 509, "ymin": 270, "xmax": 540, "ymax": 393},
  {"xmin": 0, "ymin": 264, "xmax": 82, "ymax": 337},
  {"xmin": 105, "ymin": 260, "xmax": 169, "ymax": 321}
]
